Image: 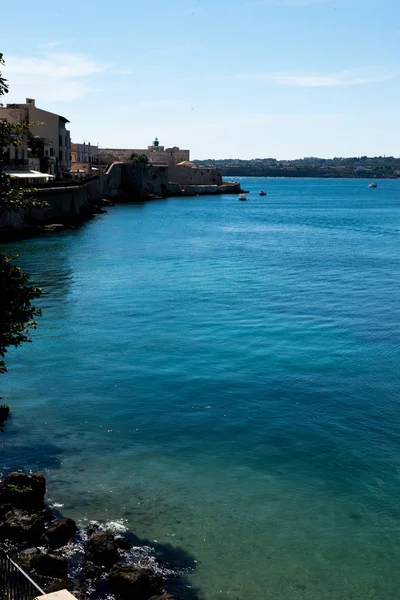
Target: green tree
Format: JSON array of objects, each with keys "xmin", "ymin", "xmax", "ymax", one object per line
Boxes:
[
  {"xmin": 0, "ymin": 52, "xmax": 41, "ymax": 374},
  {"xmin": 0, "ymin": 53, "xmax": 43, "ymax": 209},
  {"xmin": 130, "ymin": 152, "xmax": 149, "ymax": 164},
  {"xmin": 0, "ymin": 254, "xmax": 41, "ymax": 373}
]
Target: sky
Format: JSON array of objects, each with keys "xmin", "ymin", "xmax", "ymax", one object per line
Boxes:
[{"xmin": 1, "ymin": 0, "xmax": 399, "ymax": 159}]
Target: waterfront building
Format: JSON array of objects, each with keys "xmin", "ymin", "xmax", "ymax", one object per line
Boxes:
[
  {"xmin": 0, "ymin": 98, "xmax": 71, "ymax": 175},
  {"xmin": 71, "ymin": 142, "xmax": 99, "ymax": 176},
  {"xmin": 98, "ymin": 139, "xmax": 190, "ymax": 167}
]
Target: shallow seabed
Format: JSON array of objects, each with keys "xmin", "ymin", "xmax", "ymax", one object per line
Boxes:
[{"xmin": 1, "ymin": 177, "xmax": 400, "ymax": 599}]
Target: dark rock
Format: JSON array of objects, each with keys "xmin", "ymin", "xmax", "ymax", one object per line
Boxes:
[
  {"xmin": 149, "ymin": 595, "xmax": 181, "ymax": 600},
  {"xmin": 40, "ymin": 224, "xmax": 67, "ymax": 232},
  {"xmin": 84, "ymin": 204, "xmax": 106, "ymax": 216},
  {"xmin": 41, "ymin": 577, "xmax": 74, "ymax": 594},
  {"xmin": 84, "ymin": 531, "xmax": 120, "ymax": 567},
  {"xmin": 109, "ymin": 564, "xmax": 164, "ymax": 600},
  {"xmin": 85, "ymin": 522, "xmax": 100, "ymax": 537},
  {"xmin": 17, "ymin": 548, "xmax": 42, "ymax": 570},
  {"xmin": 83, "ymin": 561, "xmax": 104, "ymax": 579},
  {"xmin": 32, "ymin": 552, "xmax": 68, "ymax": 578},
  {"xmin": 0, "ymin": 508, "xmax": 49, "ymax": 543},
  {"xmin": 116, "ymin": 536, "xmax": 133, "ymax": 551},
  {"xmin": 0, "ymin": 504, "xmax": 12, "ymax": 522},
  {"xmin": 0, "ymin": 472, "xmax": 46, "ymax": 509},
  {"xmin": 43, "ymin": 517, "xmax": 77, "ymax": 549}
]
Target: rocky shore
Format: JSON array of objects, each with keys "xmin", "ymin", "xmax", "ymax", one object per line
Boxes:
[{"xmin": 0, "ymin": 471, "xmax": 186, "ymax": 600}]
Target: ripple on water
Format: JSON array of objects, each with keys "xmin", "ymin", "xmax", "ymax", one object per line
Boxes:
[{"xmin": 1, "ymin": 177, "xmax": 400, "ymax": 600}]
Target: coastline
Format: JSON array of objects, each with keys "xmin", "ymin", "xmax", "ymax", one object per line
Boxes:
[
  {"xmin": 0, "ymin": 471, "xmax": 196, "ymax": 600},
  {"xmin": 1, "ymin": 178, "xmax": 400, "ymax": 600},
  {"xmin": 0, "ymin": 163, "xmax": 241, "ymax": 238}
]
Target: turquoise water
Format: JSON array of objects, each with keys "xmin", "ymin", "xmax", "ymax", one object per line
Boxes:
[{"xmin": 1, "ymin": 177, "xmax": 400, "ymax": 599}]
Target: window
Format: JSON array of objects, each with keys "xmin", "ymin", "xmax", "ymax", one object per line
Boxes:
[
  {"xmin": 59, "ymin": 150, "xmax": 63, "ymax": 161},
  {"xmin": 59, "ymin": 135, "xmax": 62, "ymax": 147},
  {"xmin": 50, "ymin": 148, "xmax": 54, "ymax": 156}
]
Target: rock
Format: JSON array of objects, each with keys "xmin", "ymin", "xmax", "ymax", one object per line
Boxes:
[
  {"xmin": 43, "ymin": 517, "xmax": 77, "ymax": 549},
  {"xmin": 40, "ymin": 224, "xmax": 67, "ymax": 232},
  {"xmin": 116, "ymin": 536, "xmax": 133, "ymax": 551},
  {"xmin": 32, "ymin": 552, "xmax": 68, "ymax": 578},
  {"xmin": 85, "ymin": 522, "xmax": 100, "ymax": 537},
  {"xmin": 0, "ymin": 508, "xmax": 50, "ymax": 543},
  {"xmin": 41, "ymin": 578, "xmax": 74, "ymax": 594},
  {"xmin": 109, "ymin": 564, "xmax": 164, "ymax": 600},
  {"xmin": 149, "ymin": 595, "xmax": 181, "ymax": 600},
  {"xmin": 17, "ymin": 548, "xmax": 42, "ymax": 570},
  {"xmin": 83, "ymin": 561, "xmax": 104, "ymax": 579},
  {"xmin": 84, "ymin": 531, "xmax": 120, "ymax": 567},
  {"xmin": 0, "ymin": 504, "xmax": 12, "ymax": 522},
  {"xmin": 0, "ymin": 472, "xmax": 46, "ymax": 509}
]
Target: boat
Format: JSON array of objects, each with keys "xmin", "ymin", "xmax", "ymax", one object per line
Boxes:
[
  {"xmin": 259, "ymin": 190, "xmax": 267, "ymax": 196},
  {"xmin": 238, "ymin": 194, "xmax": 248, "ymax": 201},
  {"xmin": 368, "ymin": 182, "xmax": 377, "ymax": 188}
]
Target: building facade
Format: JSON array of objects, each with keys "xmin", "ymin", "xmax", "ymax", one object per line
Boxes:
[
  {"xmin": 0, "ymin": 98, "xmax": 71, "ymax": 175},
  {"xmin": 99, "ymin": 139, "xmax": 190, "ymax": 168},
  {"xmin": 71, "ymin": 142, "xmax": 99, "ymax": 175}
]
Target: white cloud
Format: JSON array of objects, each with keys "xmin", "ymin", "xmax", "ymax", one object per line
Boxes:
[
  {"xmin": 115, "ymin": 100, "xmax": 187, "ymax": 110},
  {"xmin": 39, "ymin": 41, "xmax": 63, "ymax": 49},
  {"xmin": 2, "ymin": 52, "xmax": 131, "ymax": 103},
  {"xmin": 115, "ymin": 68, "xmax": 134, "ymax": 75},
  {"xmin": 5, "ymin": 52, "xmax": 104, "ymax": 79},
  {"xmin": 229, "ymin": 68, "xmax": 398, "ymax": 87},
  {"xmin": 275, "ymin": 69, "xmax": 398, "ymax": 86}
]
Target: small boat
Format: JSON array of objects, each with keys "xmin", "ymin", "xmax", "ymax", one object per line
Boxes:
[
  {"xmin": 259, "ymin": 190, "xmax": 267, "ymax": 196},
  {"xmin": 368, "ymin": 182, "xmax": 377, "ymax": 188},
  {"xmin": 238, "ymin": 194, "xmax": 248, "ymax": 201}
]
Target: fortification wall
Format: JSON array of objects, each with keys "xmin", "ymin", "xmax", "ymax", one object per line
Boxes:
[
  {"xmin": 99, "ymin": 147, "xmax": 190, "ymax": 166},
  {"xmin": 0, "ymin": 163, "xmax": 239, "ymax": 234},
  {"xmin": 168, "ymin": 165, "xmax": 223, "ymax": 186}
]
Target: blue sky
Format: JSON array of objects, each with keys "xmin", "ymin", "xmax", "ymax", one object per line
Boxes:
[{"xmin": 1, "ymin": 0, "xmax": 399, "ymax": 159}]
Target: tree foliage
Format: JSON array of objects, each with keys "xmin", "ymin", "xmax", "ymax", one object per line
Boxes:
[
  {"xmin": 0, "ymin": 53, "xmax": 42, "ymax": 374},
  {"xmin": 0, "ymin": 53, "xmax": 44, "ymax": 209},
  {"xmin": 130, "ymin": 152, "xmax": 149, "ymax": 164},
  {"xmin": 0, "ymin": 254, "xmax": 42, "ymax": 373}
]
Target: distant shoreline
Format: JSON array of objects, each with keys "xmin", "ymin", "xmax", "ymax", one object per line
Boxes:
[
  {"xmin": 194, "ymin": 158, "xmax": 400, "ymax": 180},
  {"xmin": 220, "ymin": 171, "xmax": 398, "ymax": 180}
]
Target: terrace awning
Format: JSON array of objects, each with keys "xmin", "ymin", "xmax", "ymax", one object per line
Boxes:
[{"xmin": 5, "ymin": 170, "xmax": 56, "ymax": 179}]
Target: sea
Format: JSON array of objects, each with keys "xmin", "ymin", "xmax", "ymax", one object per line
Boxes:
[{"xmin": 1, "ymin": 177, "xmax": 400, "ymax": 600}]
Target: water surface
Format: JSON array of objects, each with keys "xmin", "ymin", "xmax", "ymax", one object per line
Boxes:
[{"xmin": 1, "ymin": 178, "xmax": 400, "ymax": 599}]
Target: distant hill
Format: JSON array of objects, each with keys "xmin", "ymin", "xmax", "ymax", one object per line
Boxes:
[{"xmin": 193, "ymin": 157, "xmax": 400, "ymax": 179}]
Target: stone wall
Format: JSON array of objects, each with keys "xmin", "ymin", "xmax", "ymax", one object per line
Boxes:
[
  {"xmin": 0, "ymin": 163, "xmax": 239, "ymax": 234},
  {"xmin": 99, "ymin": 147, "xmax": 190, "ymax": 167},
  {"xmin": 168, "ymin": 165, "xmax": 223, "ymax": 187}
]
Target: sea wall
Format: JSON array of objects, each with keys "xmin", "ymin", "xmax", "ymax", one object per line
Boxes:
[
  {"xmin": 0, "ymin": 163, "xmax": 240, "ymax": 235},
  {"xmin": 115, "ymin": 164, "xmax": 169, "ymax": 199},
  {"xmin": 168, "ymin": 165, "xmax": 223, "ymax": 186},
  {"xmin": 0, "ymin": 187, "xmax": 92, "ymax": 235}
]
